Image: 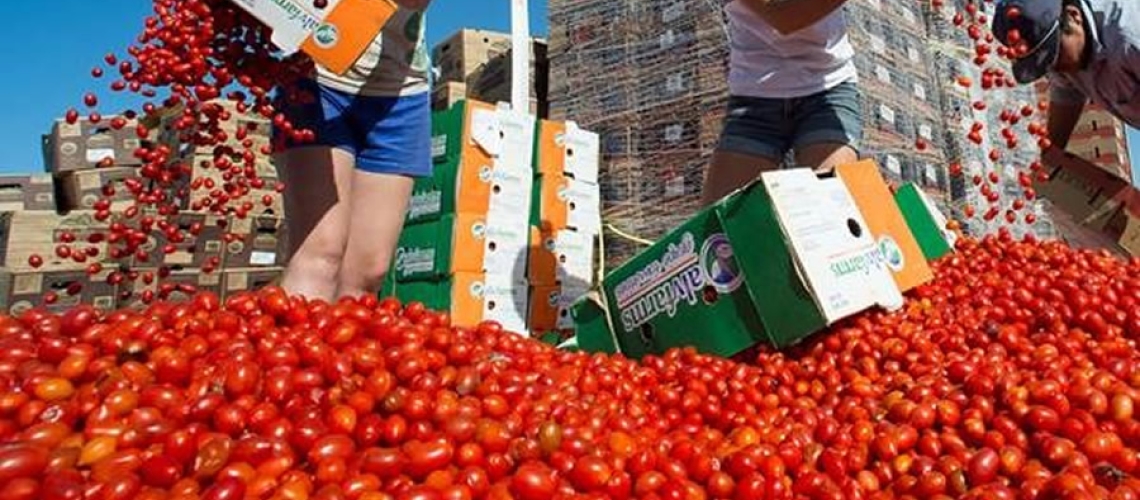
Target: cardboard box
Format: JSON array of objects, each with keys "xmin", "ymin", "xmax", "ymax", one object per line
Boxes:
[
  {"xmin": 433, "ymin": 29, "xmax": 513, "ymax": 86},
  {"xmin": 0, "ymin": 175, "xmax": 56, "ymax": 211},
  {"xmin": 44, "ymin": 119, "xmax": 144, "ymax": 173},
  {"xmin": 837, "ymin": 160, "xmax": 934, "ymax": 292},
  {"xmin": 230, "ymin": 0, "xmax": 398, "ymax": 75},
  {"xmin": 383, "ymin": 272, "xmax": 529, "ymax": 334},
  {"xmin": 536, "ymin": 174, "xmax": 601, "ymax": 234},
  {"xmin": 432, "ymin": 82, "xmax": 468, "ymax": 112},
  {"xmin": 1120, "ymin": 213, "xmax": 1140, "ymax": 257},
  {"xmin": 57, "ymin": 167, "xmax": 141, "ymax": 212},
  {"xmin": 391, "ymin": 213, "xmax": 529, "ymax": 283},
  {"xmin": 222, "ymin": 216, "xmax": 288, "ymax": 269},
  {"xmin": 528, "ymin": 227, "xmax": 594, "ymax": 288},
  {"xmin": 412, "ymin": 100, "xmax": 536, "ymax": 223},
  {"xmin": 589, "ymin": 169, "xmax": 904, "ymax": 359},
  {"xmin": 221, "ymin": 267, "xmax": 284, "ymax": 298},
  {"xmin": 529, "ymin": 285, "xmax": 590, "ymax": 333},
  {"xmin": 0, "ymin": 269, "xmax": 116, "ymax": 316},
  {"xmin": 116, "ymin": 266, "xmax": 223, "ymax": 309},
  {"xmin": 535, "ymin": 120, "xmax": 600, "ymax": 183},
  {"xmin": 0, "ymin": 211, "xmax": 111, "ymax": 271},
  {"xmin": 135, "ymin": 213, "xmax": 226, "ymax": 268},
  {"xmin": 895, "ymin": 184, "xmax": 956, "ymax": 261},
  {"xmin": 570, "ymin": 292, "xmax": 620, "ymax": 354}
]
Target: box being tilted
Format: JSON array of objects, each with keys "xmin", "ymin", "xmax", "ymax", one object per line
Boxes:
[
  {"xmin": 581, "ymin": 169, "xmax": 905, "ymax": 359},
  {"xmin": 228, "ymin": 0, "xmax": 397, "ymax": 75}
]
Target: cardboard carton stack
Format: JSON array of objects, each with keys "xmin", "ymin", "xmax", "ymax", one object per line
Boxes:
[
  {"xmin": 548, "ymin": 0, "xmax": 729, "ymax": 269},
  {"xmin": 385, "ymin": 100, "xmax": 537, "ymax": 333},
  {"xmin": 845, "ymin": 1, "xmax": 951, "ymax": 198},
  {"xmin": 530, "ymin": 120, "xmax": 602, "ymax": 333},
  {"xmin": 431, "ymin": 29, "xmax": 550, "ymax": 118},
  {"xmin": 140, "ymin": 100, "xmax": 288, "ymax": 305},
  {"xmin": 0, "ymin": 116, "xmax": 150, "ymax": 315},
  {"xmin": 382, "ymin": 99, "xmax": 602, "ymax": 337}
]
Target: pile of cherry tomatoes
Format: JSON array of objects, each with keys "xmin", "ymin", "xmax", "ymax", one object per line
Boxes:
[{"xmin": 0, "ymin": 234, "xmax": 1139, "ymax": 500}]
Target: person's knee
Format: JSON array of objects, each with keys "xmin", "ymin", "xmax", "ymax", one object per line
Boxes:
[{"xmin": 291, "ymin": 235, "xmax": 348, "ymax": 276}]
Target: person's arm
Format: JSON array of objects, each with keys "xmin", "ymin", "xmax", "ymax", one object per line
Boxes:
[
  {"xmin": 736, "ymin": 0, "xmax": 849, "ymax": 35},
  {"xmin": 1046, "ymin": 79, "xmax": 1087, "ymax": 149}
]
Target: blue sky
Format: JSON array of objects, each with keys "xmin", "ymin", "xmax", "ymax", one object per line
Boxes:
[{"xmin": 0, "ymin": 2, "xmax": 1137, "ymax": 185}]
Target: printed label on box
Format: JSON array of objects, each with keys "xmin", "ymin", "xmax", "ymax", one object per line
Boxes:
[
  {"xmin": 666, "ymin": 74, "xmax": 686, "ymax": 93},
  {"xmin": 914, "ymin": 83, "xmax": 927, "ymax": 101},
  {"xmin": 908, "ymin": 47, "xmax": 921, "ymax": 63},
  {"xmin": 395, "ymin": 247, "xmax": 436, "ymax": 277},
  {"xmin": 886, "ymin": 155, "xmax": 902, "ymax": 175},
  {"xmin": 879, "ymin": 105, "xmax": 895, "ymax": 124},
  {"xmin": 902, "ymin": 9, "xmax": 916, "ymax": 24},
  {"xmin": 660, "ymin": 30, "xmax": 676, "ymax": 49},
  {"xmin": 666, "ymin": 175, "xmax": 685, "ymax": 197},
  {"xmin": 251, "ymin": 251, "xmax": 277, "ymax": 265},
  {"xmin": 431, "ymin": 135, "xmax": 447, "ymax": 159},
  {"xmin": 470, "ymin": 110, "xmax": 502, "ymax": 157},
  {"xmin": 870, "ymin": 35, "xmax": 885, "ymax": 54},
  {"xmin": 875, "ymin": 65, "xmax": 891, "ymax": 84},
  {"xmin": 665, "ymin": 124, "xmax": 685, "ymax": 143},
  {"xmin": 408, "ymin": 191, "xmax": 443, "ymax": 220},
  {"xmin": 919, "ymin": 124, "xmax": 933, "ymax": 140},
  {"xmin": 86, "ymin": 149, "xmax": 115, "ymax": 164}
]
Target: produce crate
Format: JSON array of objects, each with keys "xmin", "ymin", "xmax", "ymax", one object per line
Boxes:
[{"xmin": 0, "ymin": 175, "xmax": 56, "ymax": 212}]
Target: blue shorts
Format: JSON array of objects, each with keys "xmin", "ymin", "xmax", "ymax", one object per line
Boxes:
[
  {"xmin": 717, "ymin": 81, "xmax": 863, "ymax": 161},
  {"xmin": 273, "ymin": 79, "xmax": 432, "ymax": 177}
]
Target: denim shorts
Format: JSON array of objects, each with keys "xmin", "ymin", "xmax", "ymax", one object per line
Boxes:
[
  {"xmin": 717, "ymin": 81, "xmax": 863, "ymax": 161},
  {"xmin": 273, "ymin": 79, "xmax": 433, "ymax": 178}
]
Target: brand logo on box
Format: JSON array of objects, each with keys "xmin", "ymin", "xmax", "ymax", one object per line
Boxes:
[
  {"xmin": 699, "ymin": 234, "xmax": 743, "ymax": 295},
  {"xmin": 613, "ymin": 232, "xmax": 743, "ymax": 333},
  {"xmin": 878, "ymin": 236, "xmax": 905, "ymax": 272},
  {"xmin": 394, "ymin": 247, "xmax": 436, "ymax": 277},
  {"xmin": 313, "ymin": 23, "xmax": 340, "ymax": 49}
]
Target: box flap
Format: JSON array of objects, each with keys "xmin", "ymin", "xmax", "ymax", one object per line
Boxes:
[
  {"xmin": 563, "ymin": 121, "xmax": 600, "ymax": 184},
  {"xmin": 761, "ymin": 170, "xmax": 903, "ymax": 321},
  {"xmin": 895, "ymin": 184, "xmax": 954, "ymax": 261},
  {"xmin": 717, "ymin": 180, "xmax": 824, "ymax": 348},
  {"xmin": 836, "ymin": 160, "xmax": 934, "ymax": 292}
]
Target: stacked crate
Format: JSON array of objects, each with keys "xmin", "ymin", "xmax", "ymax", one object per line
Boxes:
[
  {"xmin": 530, "ymin": 120, "xmax": 602, "ymax": 333},
  {"xmin": 549, "ymin": 0, "xmax": 729, "ymax": 268},
  {"xmin": 382, "ymin": 99, "xmax": 602, "ymax": 336},
  {"xmin": 0, "ymin": 117, "xmax": 145, "ymax": 315},
  {"xmin": 432, "ymin": 29, "xmax": 549, "ymax": 117},
  {"xmin": 141, "ymin": 100, "xmax": 288, "ymax": 305},
  {"xmin": 846, "ymin": 0, "xmax": 949, "ymax": 197},
  {"xmin": 385, "ymin": 100, "xmax": 538, "ymax": 334}
]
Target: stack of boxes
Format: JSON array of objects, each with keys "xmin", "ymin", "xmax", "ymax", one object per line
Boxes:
[
  {"xmin": 548, "ymin": 0, "xmax": 729, "ymax": 268},
  {"xmin": 530, "ymin": 120, "xmax": 601, "ymax": 332},
  {"xmin": 431, "ymin": 29, "xmax": 550, "ymax": 118},
  {"xmin": 387, "ymin": 100, "xmax": 537, "ymax": 333},
  {"xmin": 383, "ymin": 98, "xmax": 601, "ymax": 337},
  {"xmin": 0, "ymin": 101, "xmax": 288, "ymax": 315},
  {"xmin": 846, "ymin": 0, "xmax": 949, "ymax": 194},
  {"xmin": 142, "ymin": 100, "xmax": 289, "ymax": 304}
]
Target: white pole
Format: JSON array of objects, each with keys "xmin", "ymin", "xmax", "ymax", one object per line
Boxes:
[{"xmin": 510, "ymin": 0, "xmax": 530, "ymax": 113}]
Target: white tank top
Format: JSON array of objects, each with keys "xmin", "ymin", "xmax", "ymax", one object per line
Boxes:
[{"xmin": 725, "ymin": 1, "xmax": 858, "ymax": 99}]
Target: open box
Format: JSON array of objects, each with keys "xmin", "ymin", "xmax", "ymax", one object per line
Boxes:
[
  {"xmin": 228, "ymin": 0, "xmax": 398, "ymax": 75},
  {"xmin": 577, "ymin": 168, "xmax": 905, "ymax": 358}
]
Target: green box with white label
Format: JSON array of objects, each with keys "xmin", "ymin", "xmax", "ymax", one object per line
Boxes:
[
  {"xmin": 409, "ymin": 100, "xmax": 536, "ymax": 223},
  {"xmin": 583, "ymin": 169, "xmax": 904, "ymax": 359}
]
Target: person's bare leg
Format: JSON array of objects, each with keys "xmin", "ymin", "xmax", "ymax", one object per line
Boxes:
[
  {"xmin": 795, "ymin": 143, "xmax": 859, "ymax": 175},
  {"xmin": 701, "ymin": 151, "xmax": 781, "ymax": 206},
  {"xmin": 274, "ymin": 147, "xmax": 355, "ymax": 301},
  {"xmin": 336, "ymin": 171, "xmax": 414, "ymax": 299}
]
